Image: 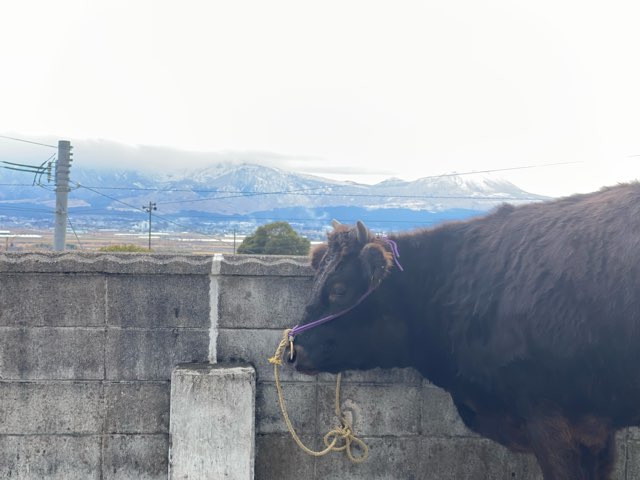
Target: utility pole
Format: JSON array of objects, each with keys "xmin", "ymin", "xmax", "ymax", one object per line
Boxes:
[
  {"xmin": 142, "ymin": 202, "xmax": 157, "ymax": 251},
  {"xmin": 54, "ymin": 140, "xmax": 72, "ymax": 251}
]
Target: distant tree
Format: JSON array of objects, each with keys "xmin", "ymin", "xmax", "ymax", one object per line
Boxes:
[
  {"xmin": 237, "ymin": 221, "xmax": 310, "ymax": 255},
  {"xmin": 99, "ymin": 244, "xmax": 149, "ymax": 252}
]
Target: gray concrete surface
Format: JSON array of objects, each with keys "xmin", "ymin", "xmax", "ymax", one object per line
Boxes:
[
  {"xmin": 169, "ymin": 363, "xmax": 256, "ymax": 480},
  {"xmin": 0, "ymin": 252, "xmax": 212, "ymax": 479}
]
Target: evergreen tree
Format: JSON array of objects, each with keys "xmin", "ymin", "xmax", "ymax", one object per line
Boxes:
[{"xmin": 237, "ymin": 221, "xmax": 310, "ymax": 255}]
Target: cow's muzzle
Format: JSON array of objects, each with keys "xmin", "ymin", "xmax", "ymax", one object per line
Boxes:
[{"xmin": 286, "ymin": 344, "xmax": 318, "ymax": 375}]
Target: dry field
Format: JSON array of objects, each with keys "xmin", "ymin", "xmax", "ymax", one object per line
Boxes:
[{"xmin": 0, "ymin": 228, "xmax": 240, "ymax": 255}]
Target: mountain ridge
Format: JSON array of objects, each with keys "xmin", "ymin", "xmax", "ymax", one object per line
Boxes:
[{"xmin": 0, "ymin": 161, "xmax": 548, "ymax": 233}]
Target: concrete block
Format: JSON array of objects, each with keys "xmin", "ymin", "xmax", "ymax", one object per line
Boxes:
[
  {"xmin": 256, "ymin": 381, "xmax": 317, "ymax": 434},
  {"xmin": 105, "ymin": 382, "xmax": 170, "ymax": 433},
  {"xmin": 217, "ymin": 328, "xmax": 315, "ymax": 382},
  {"xmin": 216, "ymin": 275, "xmax": 313, "ymax": 328},
  {"xmin": 0, "ymin": 382, "xmax": 103, "ymax": 434},
  {"xmin": 0, "ymin": 434, "xmax": 101, "ymax": 479},
  {"xmin": 318, "ymin": 384, "xmax": 421, "ymax": 437},
  {"xmin": 107, "ymin": 275, "xmax": 210, "ymax": 328},
  {"xmin": 318, "ymin": 367, "xmax": 423, "ymax": 386},
  {"xmin": 314, "ymin": 437, "xmax": 421, "ymax": 480},
  {"xmin": 422, "ymin": 384, "xmax": 475, "ymax": 437},
  {"xmin": 255, "ymin": 433, "xmax": 317, "ymax": 480},
  {"xmin": 622, "ymin": 438, "xmax": 640, "ymax": 480},
  {"xmin": 0, "ymin": 327, "xmax": 104, "ymax": 380},
  {"xmin": 212, "ymin": 254, "xmax": 312, "ymax": 277},
  {"xmin": 0, "ymin": 274, "xmax": 106, "ymax": 327},
  {"xmin": 169, "ymin": 363, "xmax": 256, "ymax": 480},
  {"xmin": 610, "ymin": 432, "xmax": 627, "ymax": 480},
  {"xmin": 0, "ymin": 252, "xmax": 214, "ymax": 274},
  {"xmin": 106, "ymin": 329, "xmax": 209, "ymax": 380},
  {"xmin": 102, "ymin": 434, "xmax": 169, "ymax": 480},
  {"xmin": 418, "ymin": 437, "xmax": 542, "ymax": 480},
  {"xmin": 625, "ymin": 426, "xmax": 639, "ymax": 440}
]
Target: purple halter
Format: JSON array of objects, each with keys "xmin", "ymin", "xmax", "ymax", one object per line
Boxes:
[{"xmin": 289, "ymin": 236, "xmax": 403, "ymax": 339}]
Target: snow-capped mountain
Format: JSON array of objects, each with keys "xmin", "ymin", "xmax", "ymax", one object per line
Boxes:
[
  {"xmin": 0, "ymin": 162, "xmax": 547, "ymax": 232},
  {"xmin": 0, "ymin": 162, "xmax": 546, "ymax": 211}
]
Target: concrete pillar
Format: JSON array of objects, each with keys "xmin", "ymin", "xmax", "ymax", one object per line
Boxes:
[
  {"xmin": 54, "ymin": 140, "xmax": 71, "ymax": 251},
  {"xmin": 169, "ymin": 363, "xmax": 256, "ymax": 480}
]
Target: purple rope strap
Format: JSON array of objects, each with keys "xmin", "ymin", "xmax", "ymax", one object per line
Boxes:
[
  {"xmin": 381, "ymin": 236, "xmax": 403, "ymax": 271},
  {"xmin": 289, "ymin": 236, "xmax": 403, "ymax": 339}
]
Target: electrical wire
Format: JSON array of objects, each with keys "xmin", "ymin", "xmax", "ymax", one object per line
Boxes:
[
  {"xmin": 73, "ymin": 182, "xmax": 227, "ymax": 242},
  {"xmin": 0, "ymin": 205, "xmax": 55, "ymax": 214},
  {"xmin": 157, "ymin": 192, "xmax": 543, "ymax": 206},
  {"xmin": 48, "ymin": 200, "xmax": 474, "ymax": 230},
  {"xmin": 0, "ymin": 134, "xmax": 57, "ymax": 149},
  {"xmin": 74, "ymin": 185, "xmax": 330, "ymax": 194},
  {"xmin": 74, "ymin": 182, "xmax": 142, "ymax": 211},
  {"xmin": 67, "ymin": 216, "xmax": 84, "ymax": 250},
  {"xmin": 1, "ymin": 154, "xmax": 56, "ymax": 186},
  {"xmin": 33, "ymin": 154, "xmax": 56, "ymax": 185}
]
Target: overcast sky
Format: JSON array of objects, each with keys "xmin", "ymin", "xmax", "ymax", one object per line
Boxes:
[{"xmin": 1, "ymin": 0, "xmax": 639, "ymax": 197}]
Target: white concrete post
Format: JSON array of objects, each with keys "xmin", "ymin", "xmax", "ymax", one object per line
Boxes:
[{"xmin": 169, "ymin": 363, "xmax": 256, "ymax": 480}]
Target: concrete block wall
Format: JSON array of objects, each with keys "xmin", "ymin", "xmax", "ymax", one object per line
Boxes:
[
  {"xmin": 0, "ymin": 251, "xmax": 637, "ymax": 479},
  {"xmin": 0, "ymin": 252, "xmax": 212, "ymax": 479}
]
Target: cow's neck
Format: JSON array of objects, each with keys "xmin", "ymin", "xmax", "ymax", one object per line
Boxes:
[{"xmin": 383, "ymin": 227, "xmax": 462, "ymax": 389}]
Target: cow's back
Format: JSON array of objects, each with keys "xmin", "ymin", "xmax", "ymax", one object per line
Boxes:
[{"xmin": 430, "ymin": 183, "xmax": 640, "ymax": 424}]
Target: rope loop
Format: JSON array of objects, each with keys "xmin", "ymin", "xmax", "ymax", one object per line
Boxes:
[{"xmin": 268, "ymin": 329, "xmax": 369, "ymax": 463}]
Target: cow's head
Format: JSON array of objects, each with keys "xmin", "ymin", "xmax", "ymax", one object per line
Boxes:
[{"xmin": 290, "ymin": 220, "xmax": 410, "ymax": 374}]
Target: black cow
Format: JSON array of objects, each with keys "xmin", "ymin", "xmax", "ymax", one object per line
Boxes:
[{"xmin": 290, "ymin": 183, "xmax": 640, "ymax": 480}]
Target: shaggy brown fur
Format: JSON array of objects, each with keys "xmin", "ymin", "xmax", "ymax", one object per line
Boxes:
[{"xmin": 293, "ymin": 183, "xmax": 640, "ymax": 479}]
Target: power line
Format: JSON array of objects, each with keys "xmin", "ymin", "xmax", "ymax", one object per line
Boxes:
[
  {"xmin": 73, "ymin": 182, "xmax": 227, "ymax": 242},
  {"xmin": 33, "ymin": 154, "xmax": 56, "ymax": 186},
  {"xmin": 416, "ymin": 161, "xmax": 583, "ymax": 180},
  {"xmin": 72, "ymin": 182, "xmax": 538, "ymax": 230},
  {"xmin": 72, "ymin": 184, "xmax": 543, "ymax": 207},
  {"xmin": 67, "ymin": 216, "xmax": 84, "ymax": 250},
  {"xmin": 1, "ymin": 160, "xmax": 45, "ymax": 169},
  {"xmin": 39, "ymin": 206, "xmax": 451, "ymax": 226},
  {"xmin": 0, "ymin": 134, "xmax": 57, "ymax": 149},
  {"xmin": 158, "ymin": 192, "xmax": 543, "ymax": 206},
  {"xmin": 1, "ymin": 154, "xmax": 56, "ymax": 186},
  {"xmin": 74, "ymin": 185, "xmax": 330, "ymax": 194},
  {"xmin": 74, "ymin": 182, "xmax": 142, "ymax": 211},
  {"xmin": 1, "ymin": 165, "xmax": 43, "ymax": 174},
  {"xmin": 0, "ymin": 205, "xmax": 55, "ymax": 214}
]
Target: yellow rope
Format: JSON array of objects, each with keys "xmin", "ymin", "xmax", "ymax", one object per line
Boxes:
[{"xmin": 268, "ymin": 329, "xmax": 369, "ymax": 463}]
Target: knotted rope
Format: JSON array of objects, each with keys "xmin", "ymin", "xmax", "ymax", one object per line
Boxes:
[{"xmin": 268, "ymin": 329, "xmax": 369, "ymax": 463}]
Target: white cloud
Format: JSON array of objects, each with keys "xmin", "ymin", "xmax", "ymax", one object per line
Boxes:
[{"xmin": 1, "ymin": 0, "xmax": 640, "ymax": 197}]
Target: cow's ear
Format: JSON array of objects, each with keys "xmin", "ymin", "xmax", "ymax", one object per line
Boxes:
[
  {"xmin": 359, "ymin": 243, "xmax": 393, "ymax": 287},
  {"xmin": 310, "ymin": 244, "xmax": 328, "ymax": 270},
  {"xmin": 356, "ymin": 220, "xmax": 371, "ymax": 245}
]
